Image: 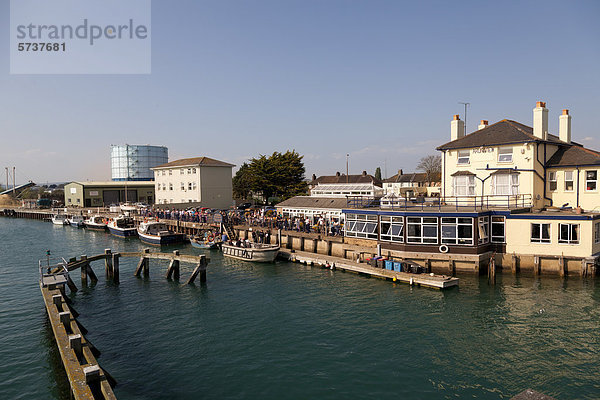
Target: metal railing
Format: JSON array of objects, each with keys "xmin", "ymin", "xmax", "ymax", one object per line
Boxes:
[
  {"xmin": 39, "ymin": 257, "xmax": 69, "ymax": 287},
  {"xmin": 346, "ymin": 194, "xmax": 533, "ymax": 211}
]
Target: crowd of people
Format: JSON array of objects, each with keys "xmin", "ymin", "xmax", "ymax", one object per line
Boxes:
[{"xmin": 138, "ymin": 206, "xmax": 344, "ymax": 237}]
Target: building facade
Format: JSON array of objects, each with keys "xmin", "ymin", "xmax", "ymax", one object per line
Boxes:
[
  {"xmin": 111, "ymin": 144, "xmax": 168, "ymax": 181},
  {"xmin": 309, "ymin": 171, "xmax": 383, "ymax": 197},
  {"xmin": 64, "ymin": 181, "xmax": 155, "ymax": 207},
  {"xmin": 383, "ymin": 170, "xmax": 441, "ymax": 198},
  {"xmin": 152, "ymin": 157, "xmax": 234, "ymax": 209}
]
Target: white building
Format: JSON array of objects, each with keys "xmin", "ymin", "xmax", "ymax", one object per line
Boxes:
[
  {"xmin": 308, "ymin": 171, "xmax": 383, "ymax": 197},
  {"xmin": 152, "ymin": 157, "xmax": 234, "ymax": 209}
]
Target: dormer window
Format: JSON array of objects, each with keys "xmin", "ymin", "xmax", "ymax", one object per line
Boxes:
[
  {"xmin": 457, "ymin": 150, "xmax": 470, "ymax": 165},
  {"xmin": 498, "ymin": 147, "xmax": 513, "ymax": 163}
]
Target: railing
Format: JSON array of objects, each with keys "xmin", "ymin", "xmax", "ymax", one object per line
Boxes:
[
  {"xmin": 346, "ymin": 194, "xmax": 533, "ymax": 211},
  {"xmin": 39, "ymin": 257, "xmax": 69, "ymax": 287}
]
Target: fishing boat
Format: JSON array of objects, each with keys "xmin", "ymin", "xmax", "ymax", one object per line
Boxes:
[
  {"xmin": 107, "ymin": 215, "xmax": 138, "ymax": 238},
  {"xmin": 67, "ymin": 215, "xmax": 85, "ymax": 227},
  {"xmin": 120, "ymin": 203, "xmax": 138, "ymax": 213},
  {"xmin": 137, "ymin": 221, "xmax": 185, "ymax": 245},
  {"xmin": 221, "ymin": 242, "xmax": 280, "ymax": 262},
  {"xmin": 84, "ymin": 215, "xmax": 107, "ymax": 231},
  {"xmin": 51, "ymin": 213, "xmax": 69, "ymax": 225}
]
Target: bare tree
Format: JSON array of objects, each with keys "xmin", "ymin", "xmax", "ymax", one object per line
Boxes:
[{"xmin": 417, "ymin": 154, "xmax": 441, "ymax": 184}]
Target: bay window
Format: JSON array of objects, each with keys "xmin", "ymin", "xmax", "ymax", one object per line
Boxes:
[
  {"xmin": 453, "ymin": 175, "xmax": 476, "ymax": 196},
  {"xmin": 478, "ymin": 216, "xmax": 489, "ymax": 244},
  {"xmin": 492, "ymin": 173, "xmax": 519, "ymax": 195}
]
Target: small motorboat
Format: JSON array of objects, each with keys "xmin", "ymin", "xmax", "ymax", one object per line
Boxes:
[
  {"xmin": 190, "ymin": 237, "xmax": 220, "ymax": 249},
  {"xmin": 221, "ymin": 242, "xmax": 280, "ymax": 263},
  {"xmin": 120, "ymin": 203, "xmax": 138, "ymax": 213},
  {"xmin": 84, "ymin": 215, "xmax": 107, "ymax": 231},
  {"xmin": 107, "ymin": 215, "xmax": 138, "ymax": 238},
  {"xmin": 137, "ymin": 221, "xmax": 185, "ymax": 245},
  {"xmin": 51, "ymin": 214, "xmax": 69, "ymax": 225},
  {"xmin": 67, "ymin": 215, "xmax": 85, "ymax": 227}
]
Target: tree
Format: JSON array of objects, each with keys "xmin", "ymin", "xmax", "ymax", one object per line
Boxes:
[
  {"xmin": 232, "ymin": 150, "xmax": 308, "ymax": 204},
  {"xmin": 374, "ymin": 167, "xmax": 382, "ymax": 181},
  {"xmin": 417, "ymin": 154, "xmax": 442, "ymax": 184}
]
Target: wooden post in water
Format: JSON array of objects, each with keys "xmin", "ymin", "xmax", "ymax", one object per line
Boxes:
[
  {"xmin": 187, "ymin": 255, "xmax": 207, "ymax": 284},
  {"xmin": 488, "ymin": 255, "xmax": 496, "ymax": 284},
  {"xmin": 447, "ymin": 259, "xmax": 455, "ymax": 276},
  {"xmin": 112, "ymin": 253, "xmax": 120, "ymax": 284},
  {"xmin": 511, "ymin": 253, "xmax": 518, "ymax": 275},
  {"xmin": 134, "ymin": 249, "xmax": 150, "ymax": 277},
  {"xmin": 104, "ymin": 249, "xmax": 113, "ymax": 279},
  {"xmin": 559, "ymin": 255, "xmax": 566, "ymax": 278},
  {"xmin": 66, "ymin": 275, "xmax": 78, "ymax": 293},
  {"xmin": 534, "ymin": 256, "xmax": 540, "ymax": 275},
  {"xmin": 166, "ymin": 250, "xmax": 180, "ymax": 280},
  {"xmin": 81, "ymin": 255, "xmax": 88, "ymax": 286}
]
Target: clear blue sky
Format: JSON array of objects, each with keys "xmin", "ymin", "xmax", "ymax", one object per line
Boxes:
[{"xmin": 1, "ymin": 0, "xmax": 599, "ymax": 184}]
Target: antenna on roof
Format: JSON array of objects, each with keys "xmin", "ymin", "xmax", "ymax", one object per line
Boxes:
[{"xmin": 459, "ymin": 102, "xmax": 470, "ymax": 134}]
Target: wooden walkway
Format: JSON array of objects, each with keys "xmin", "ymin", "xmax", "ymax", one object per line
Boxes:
[{"xmin": 280, "ymin": 250, "xmax": 459, "ymax": 289}]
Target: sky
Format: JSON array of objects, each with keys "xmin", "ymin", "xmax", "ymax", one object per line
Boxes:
[{"xmin": 1, "ymin": 0, "xmax": 600, "ymax": 184}]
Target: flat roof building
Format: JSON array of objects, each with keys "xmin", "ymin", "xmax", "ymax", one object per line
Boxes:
[{"xmin": 64, "ymin": 181, "xmax": 155, "ymax": 207}]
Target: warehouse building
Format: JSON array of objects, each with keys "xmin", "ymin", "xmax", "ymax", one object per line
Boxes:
[{"xmin": 64, "ymin": 181, "xmax": 155, "ymax": 207}]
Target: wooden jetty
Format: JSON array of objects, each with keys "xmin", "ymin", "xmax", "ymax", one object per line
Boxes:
[
  {"xmin": 280, "ymin": 250, "xmax": 459, "ymax": 289},
  {"xmin": 40, "ymin": 249, "xmax": 209, "ymax": 399}
]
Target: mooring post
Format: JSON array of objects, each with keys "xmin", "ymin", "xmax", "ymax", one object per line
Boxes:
[
  {"xmin": 559, "ymin": 255, "xmax": 566, "ymax": 278},
  {"xmin": 135, "ymin": 248, "xmax": 150, "ymax": 277},
  {"xmin": 511, "ymin": 253, "xmax": 518, "ymax": 275},
  {"xmin": 186, "ymin": 255, "xmax": 207, "ymax": 284},
  {"xmin": 112, "ymin": 253, "xmax": 120, "ymax": 284},
  {"xmin": 166, "ymin": 250, "xmax": 180, "ymax": 280},
  {"xmin": 534, "ymin": 256, "xmax": 540, "ymax": 275},
  {"xmin": 66, "ymin": 275, "xmax": 78, "ymax": 293},
  {"xmin": 488, "ymin": 255, "xmax": 496, "ymax": 284},
  {"xmin": 59, "ymin": 311, "xmax": 72, "ymax": 333},
  {"xmin": 80, "ymin": 255, "xmax": 88, "ymax": 285},
  {"xmin": 104, "ymin": 249, "xmax": 113, "ymax": 279},
  {"xmin": 86, "ymin": 261, "xmax": 98, "ymax": 283},
  {"xmin": 425, "ymin": 259, "xmax": 431, "ymax": 273},
  {"xmin": 448, "ymin": 259, "xmax": 455, "ymax": 275},
  {"xmin": 143, "ymin": 248, "xmax": 150, "ymax": 276},
  {"xmin": 69, "ymin": 334, "xmax": 82, "ymax": 359}
]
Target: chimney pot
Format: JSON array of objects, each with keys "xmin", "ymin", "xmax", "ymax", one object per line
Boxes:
[
  {"xmin": 336, "ymin": 171, "xmax": 340, "ymax": 177},
  {"xmin": 453, "ymin": 114, "xmax": 460, "ymax": 121},
  {"xmin": 478, "ymin": 120, "xmax": 489, "ymax": 130},
  {"xmin": 312, "ymin": 174, "xmax": 316, "ymax": 181},
  {"xmin": 362, "ymin": 170, "xmax": 367, "ymax": 176},
  {"xmin": 398, "ymin": 169, "xmax": 403, "ymax": 176},
  {"xmin": 536, "ymin": 101, "xmax": 546, "ymax": 108},
  {"xmin": 562, "ymin": 109, "xmax": 569, "ymax": 115}
]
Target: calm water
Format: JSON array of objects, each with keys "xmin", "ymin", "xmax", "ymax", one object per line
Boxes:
[{"xmin": 1, "ymin": 218, "xmax": 599, "ymax": 399}]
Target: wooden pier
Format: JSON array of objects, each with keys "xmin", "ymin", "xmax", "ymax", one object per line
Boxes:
[
  {"xmin": 280, "ymin": 250, "xmax": 459, "ymax": 289},
  {"xmin": 40, "ymin": 249, "xmax": 209, "ymax": 399}
]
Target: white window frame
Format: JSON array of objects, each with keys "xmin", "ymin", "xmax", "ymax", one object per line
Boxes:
[
  {"xmin": 379, "ymin": 216, "xmax": 404, "ymax": 243},
  {"xmin": 457, "ymin": 150, "xmax": 470, "ymax": 165},
  {"xmin": 558, "ymin": 223, "xmax": 579, "ymax": 245},
  {"xmin": 531, "ymin": 223, "xmax": 551, "ymax": 244},
  {"xmin": 344, "ymin": 214, "xmax": 378, "ymax": 239},
  {"xmin": 548, "ymin": 171, "xmax": 557, "ymax": 191},
  {"xmin": 453, "ymin": 175, "xmax": 475, "ymax": 196},
  {"xmin": 441, "ymin": 217, "xmax": 473, "ymax": 245},
  {"xmin": 498, "ymin": 147, "xmax": 513, "ymax": 163},
  {"xmin": 564, "ymin": 171, "xmax": 574, "ymax": 192},
  {"xmin": 492, "ymin": 173, "xmax": 519, "ymax": 195},
  {"xmin": 491, "ymin": 216, "xmax": 505, "ymax": 243},
  {"xmin": 478, "ymin": 216, "xmax": 489, "ymax": 244},
  {"xmin": 586, "ymin": 170, "xmax": 597, "ymax": 191},
  {"xmin": 407, "ymin": 217, "xmax": 438, "ymax": 244}
]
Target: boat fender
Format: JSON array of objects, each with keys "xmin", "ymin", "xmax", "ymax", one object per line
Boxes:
[
  {"xmin": 207, "ymin": 234, "xmax": 214, "ymax": 242},
  {"xmin": 409, "ymin": 277, "xmax": 414, "ymax": 285},
  {"xmin": 393, "ymin": 277, "xmax": 397, "ymax": 282},
  {"xmin": 439, "ymin": 244, "xmax": 449, "ymax": 253}
]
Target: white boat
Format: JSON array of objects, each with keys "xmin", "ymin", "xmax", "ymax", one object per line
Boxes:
[
  {"xmin": 84, "ymin": 215, "xmax": 107, "ymax": 231},
  {"xmin": 120, "ymin": 203, "xmax": 138, "ymax": 212},
  {"xmin": 137, "ymin": 221, "xmax": 185, "ymax": 245},
  {"xmin": 222, "ymin": 242, "xmax": 280, "ymax": 262},
  {"xmin": 51, "ymin": 214, "xmax": 69, "ymax": 225},
  {"xmin": 67, "ymin": 215, "xmax": 85, "ymax": 227},
  {"xmin": 107, "ymin": 215, "xmax": 138, "ymax": 238}
]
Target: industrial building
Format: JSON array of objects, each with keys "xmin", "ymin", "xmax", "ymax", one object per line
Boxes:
[
  {"xmin": 64, "ymin": 181, "xmax": 155, "ymax": 207},
  {"xmin": 110, "ymin": 144, "xmax": 168, "ymax": 181}
]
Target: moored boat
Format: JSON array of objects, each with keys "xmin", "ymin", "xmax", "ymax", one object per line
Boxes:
[
  {"xmin": 107, "ymin": 215, "xmax": 138, "ymax": 238},
  {"xmin": 137, "ymin": 221, "xmax": 185, "ymax": 245},
  {"xmin": 84, "ymin": 215, "xmax": 107, "ymax": 231},
  {"xmin": 67, "ymin": 215, "xmax": 85, "ymax": 227},
  {"xmin": 222, "ymin": 242, "xmax": 280, "ymax": 262},
  {"xmin": 190, "ymin": 237, "xmax": 220, "ymax": 249},
  {"xmin": 51, "ymin": 214, "xmax": 69, "ymax": 225}
]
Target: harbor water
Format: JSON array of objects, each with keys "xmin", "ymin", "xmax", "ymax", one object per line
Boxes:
[{"xmin": 1, "ymin": 218, "xmax": 599, "ymax": 399}]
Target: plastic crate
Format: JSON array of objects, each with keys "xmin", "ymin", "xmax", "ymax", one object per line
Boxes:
[
  {"xmin": 393, "ymin": 261, "xmax": 402, "ymax": 272},
  {"xmin": 385, "ymin": 260, "xmax": 393, "ymax": 270}
]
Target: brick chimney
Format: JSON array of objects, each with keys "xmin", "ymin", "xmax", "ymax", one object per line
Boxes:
[
  {"xmin": 478, "ymin": 120, "xmax": 489, "ymax": 130},
  {"xmin": 451, "ymin": 115, "xmax": 465, "ymax": 141},
  {"xmin": 559, "ymin": 109, "xmax": 571, "ymax": 144},
  {"xmin": 398, "ymin": 169, "xmax": 403, "ymax": 176},
  {"xmin": 533, "ymin": 101, "xmax": 548, "ymax": 140}
]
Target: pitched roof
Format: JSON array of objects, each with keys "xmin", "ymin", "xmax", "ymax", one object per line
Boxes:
[
  {"xmin": 310, "ymin": 174, "xmax": 382, "ymax": 186},
  {"xmin": 275, "ymin": 196, "xmax": 348, "ymax": 209},
  {"xmin": 437, "ymin": 119, "xmax": 563, "ymax": 150},
  {"xmin": 547, "ymin": 145, "xmax": 600, "ymax": 167},
  {"xmin": 384, "ymin": 172, "xmax": 441, "ymax": 183},
  {"xmin": 152, "ymin": 157, "xmax": 235, "ymax": 169}
]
